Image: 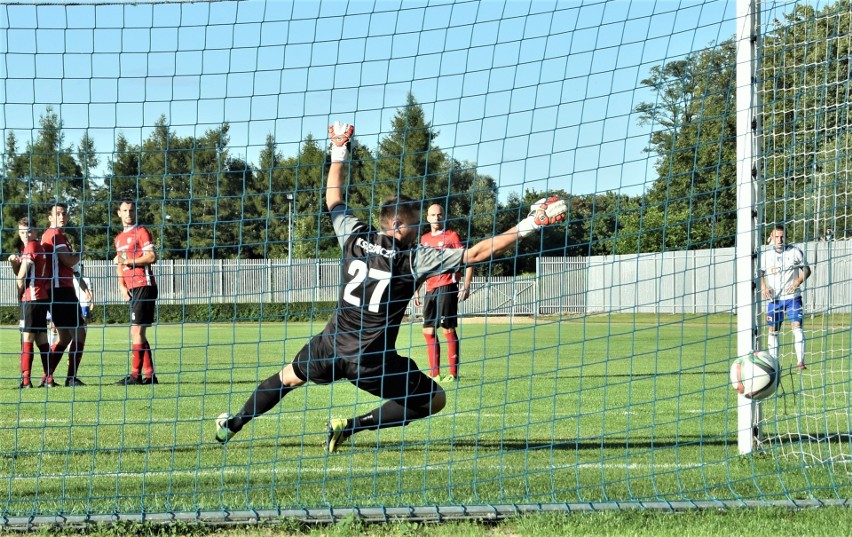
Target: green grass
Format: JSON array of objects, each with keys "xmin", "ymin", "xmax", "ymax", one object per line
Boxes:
[
  {"xmin": 3, "ymin": 508, "xmax": 852, "ymax": 536},
  {"xmin": 1, "ymin": 315, "xmax": 851, "ymax": 522}
]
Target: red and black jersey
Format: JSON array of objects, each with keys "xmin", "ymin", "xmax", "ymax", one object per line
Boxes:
[
  {"xmin": 420, "ymin": 229, "xmax": 464, "ymax": 292},
  {"xmin": 114, "ymin": 225, "xmax": 157, "ymax": 290},
  {"xmin": 41, "ymin": 227, "xmax": 74, "ymax": 289},
  {"xmin": 19, "ymin": 239, "xmax": 50, "ymax": 302}
]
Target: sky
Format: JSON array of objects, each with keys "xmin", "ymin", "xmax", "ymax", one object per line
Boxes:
[{"xmin": 1, "ymin": 0, "xmax": 743, "ymax": 200}]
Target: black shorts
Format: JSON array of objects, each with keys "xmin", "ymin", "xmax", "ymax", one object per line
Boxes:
[
  {"xmin": 50, "ymin": 287, "xmax": 82, "ymax": 330},
  {"xmin": 422, "ymin": 284, "xmax": 460, "ymax": 329},
  {"xmin": 20, "ymin": 300, "xmax": 49, "ymax": 333},
  {"xmin": 291, "ymin": 333, "xmax": 438, "ymax": 406},
  {"xmin": 130, "ymin": 286, "xmax": 158, "ymax": 326}
]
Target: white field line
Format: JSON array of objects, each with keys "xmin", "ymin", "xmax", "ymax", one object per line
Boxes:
[{"xmin": 0, "ymin": 461, "xmax": 710, "ymax": 482}]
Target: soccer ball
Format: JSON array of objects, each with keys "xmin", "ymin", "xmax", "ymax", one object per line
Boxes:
[{"xmin": 730, "ymin": 351, "xmax": 779, "ymax": 401}]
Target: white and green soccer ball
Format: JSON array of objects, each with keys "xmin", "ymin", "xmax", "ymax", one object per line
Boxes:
[{"xmin": 730, "ymin": 350, "xmax": 780, "ymax": 401}]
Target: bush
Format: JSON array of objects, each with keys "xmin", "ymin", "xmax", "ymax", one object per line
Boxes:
[{"xmin": 0, "ymin": 302, "xmax": 337, "ymax": 325}]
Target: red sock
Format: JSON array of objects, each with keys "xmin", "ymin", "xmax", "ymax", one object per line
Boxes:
[
  {"xmin": 142, "ymin": 341, "xmax": 155, "ymax": 378},
  {"xmin": 424, "ymin": 333, "xmax": 440, "ymax": 377},
  {"xmin": 446, "ymin": 331, "xmax": 459, "ymax": 378},
  {"xmin": 21, "ymin": 341, "xmax": 34, "ymax": 381},
  {"xmin": 444, "ymin": 330, "xmax": 459, "ymax": 378},
  {"xmin": 37, "ymin": 343, "xmax": 50, "ymax": 381},
  {"xmin": 47, "ymin": 341, "xmax": 69, "ymax": 381},
  {"xmin": 67, "ymin": 340, "xmax": 85, "ymax": 378},
  {"xmin": 131, "ymin": 344, "xmax": 144, "ymax": 377}
]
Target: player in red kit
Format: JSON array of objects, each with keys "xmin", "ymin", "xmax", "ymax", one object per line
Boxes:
[
  {"xmin": 113, "ymin": 200, "xmax": 159, "ymax": 385},
  {"xmin": 41, "ymin": 204, "xmax": 89, "ymax": 387},
  {"xmin": 414, "ymin": 204, "xmax": 473, "ymax": 382},
  {"xmin": 9, "ymin": 217, "xmax": 51, "ymax": 388}
]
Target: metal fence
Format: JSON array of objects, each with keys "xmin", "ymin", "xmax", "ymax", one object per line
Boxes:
[{"xmin": 3, "ymin": 242, "xmax": 850, "ymax": 315}]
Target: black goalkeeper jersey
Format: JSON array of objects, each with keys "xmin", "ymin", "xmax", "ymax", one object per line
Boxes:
[{"xmin": 322, "ymin": 203, "xmax": 465, "ymax": 360}]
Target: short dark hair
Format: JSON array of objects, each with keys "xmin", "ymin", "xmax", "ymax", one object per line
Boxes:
[
  {"xmin": 49, "ymin": 202, "xmax": 68, "ymax": 213},
  {"xmin": 120, "ymin": 199, "xmax": 136, "ymax": 208},
  {"xmin": 380, "ymin": 196, "xmax": 420, "ymax": 226},
  {"xmin": 18, "ymin": 217, "xmax": 31, "ymax": 228}
]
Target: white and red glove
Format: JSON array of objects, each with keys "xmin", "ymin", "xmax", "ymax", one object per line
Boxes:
[
  {"xmin": 328, "ymin": 121, "xmax": 355, "ymax": 162},
  {"xmin": 517, "ymin": 196, "xmax": 567, "ymax": 237}
]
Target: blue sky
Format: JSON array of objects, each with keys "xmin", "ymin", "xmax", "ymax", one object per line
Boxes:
[{"xmin": 1, "ymin": 0, "xmax": 739, "ymax": 200}]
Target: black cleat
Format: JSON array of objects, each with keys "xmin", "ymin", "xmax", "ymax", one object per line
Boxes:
[
  {"xmin": 19, "ymin": 380, "xmax": 34, "ymax": 389},
  {"xmin": 115, "ymin": 375, "xmax": 142, "ymax": 386},
  {"xmin": 39, "ymin": 380, "xmax": 60, "ymax": 388},
  {"xmin": 141, "ymin": 375, "xmax": 159, "ymax": 385},
  {"xmin": 64, "ymin": 377, "xmax": 87, "ymax": 387}
]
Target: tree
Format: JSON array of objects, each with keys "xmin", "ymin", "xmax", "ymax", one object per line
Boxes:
[
  {"xmin": 632, "ymin": 40, "xmax": 738, "ymax": 252},
  {"xmin": 761, "ymin": 0, "xmax": 852, "ymax": 240},
  {"xmin": 1, "ymin": 106, "xmax": 91, "ymax": 255}
]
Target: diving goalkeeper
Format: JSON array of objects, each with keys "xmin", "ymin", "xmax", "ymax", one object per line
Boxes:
[{"xmin": 215, "ymin": 121, "xmax": 568, "ymax": 452}]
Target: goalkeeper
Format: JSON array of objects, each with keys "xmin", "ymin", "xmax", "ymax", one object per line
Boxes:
[{"xmin": 215, "ymin": 121, "xmax": 568, "ymax": 452}]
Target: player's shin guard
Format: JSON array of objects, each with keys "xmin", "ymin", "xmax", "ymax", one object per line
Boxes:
[
  {"xmin": 131, "ymin": 344, "xmax": 144, "ymax": 378},
  {"xmin": 229, "ymin": 372, "xmax": 293, "ymax": 433},
  {"xmin": 37, "ymin": 343, "xmax": 50, "ymax": 378},
  {"xmin": 767, "ymin": 331, "xmax": 779, "ymax": 360},
  {"xmin": 793, "ymin": 327, "xmax": 805, "ymax": 366},
  {"xmin": 142, "ymin": 341, "xmax": 155, "ymax": 379},
  {"xmin": 66, "ymin": 340, "xmax": 84, "ymax": 378},
  {"xmin": 21, "ymin": 341, "xmax": 34, "ymax": 382},
  {"xmin": 424, "ymin": 332, "xmax": 440, "ymax": 377},
  {"xmin": 445, "ymin": 330, "xmax": 459, "ymax": 378},
  {"xmin": 349, "ymin": 398, "xmax": 436, "ymax": 436},
  {"xmin": 47, "ymin": 341, "xmax": 69, "ymax": 380}
]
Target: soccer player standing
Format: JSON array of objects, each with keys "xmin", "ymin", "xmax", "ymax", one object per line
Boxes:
[
  {"xmin": 215, "ymin": 121, "xmax": 567, "ymax": 451},
  {"xmin": 414, "ymin": 204, "xmax": 473, "ymax": 382},
  {"xmin": 113, "ymin": 200, "xmax": 159, "ymax": 385},
  {"xmin": 41, "ymin": 204, "xmax": 88, "ymax": 387},
  {"xmin": 9, "ymin": 217, "xmax": 51, "ymax": 388},
  {"xmin": 760, "ymin": 225, "xmax": 812, "ymax": 371}
]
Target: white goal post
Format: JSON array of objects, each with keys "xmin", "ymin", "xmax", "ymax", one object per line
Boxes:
[{"xmin": 735, "ymin": 0, "xmax": 762, "ymax": 455}]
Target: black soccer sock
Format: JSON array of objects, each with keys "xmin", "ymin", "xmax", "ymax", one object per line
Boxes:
[
  {"xmin": 227, "ymin": 372, "xmax": 292, "ymax": 433},
  {"xmin": 348, "ymin": 399, "xmax": 433, "ymax": 437}
]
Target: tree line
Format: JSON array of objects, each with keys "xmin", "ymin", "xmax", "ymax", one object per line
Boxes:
[{"xmin": 2, "ymin": 0, "xmax": 850, "ymax": 273}]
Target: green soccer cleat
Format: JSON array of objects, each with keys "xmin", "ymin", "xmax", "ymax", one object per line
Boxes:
[
  {"xmin": 215, "ymin": 413, "xmax": 237, "ymax": 443},
  {"xmin": 324, "ymin": 418, "xmax": 349, "ymax": 453},
  {"xmin": 442, "ymin": 375, "xmax": 456, "ymax": 383}
]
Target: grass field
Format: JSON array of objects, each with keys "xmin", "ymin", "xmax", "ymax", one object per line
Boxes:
[{"xmin": 1, "ymin": 314, "xmax": 851, "ymax": 525}]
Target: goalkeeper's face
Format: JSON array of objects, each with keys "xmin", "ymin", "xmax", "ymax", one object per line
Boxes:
[{"xmin": 383, "ymin": 213, "xmax": 421, "ymax": 247}]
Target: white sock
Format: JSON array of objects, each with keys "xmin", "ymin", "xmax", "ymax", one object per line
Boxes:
[
  {"xmin": 792, "ymin": 327, "xmax": 805, "ymax": 365},
  {"xmin": 767, "ymin": 331, "xmax": 779, "ymax": 360}
]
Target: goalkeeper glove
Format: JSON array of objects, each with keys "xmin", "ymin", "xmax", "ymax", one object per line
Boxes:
[
  {"xmin": 328, "ymin": 121, "xmax": 355, "ymax": 162},
  {"xmin": 516, "ymin": 196, "xmax": 567, "ymax": 238}
]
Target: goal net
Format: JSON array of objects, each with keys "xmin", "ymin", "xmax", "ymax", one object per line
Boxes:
[
  {"xmin": 1, "ymin": 0, "xmax": 851, "ymax": 527},
  {"xmin": 754, "ymin": 0, "xmax": 852, "ymax": 467}
]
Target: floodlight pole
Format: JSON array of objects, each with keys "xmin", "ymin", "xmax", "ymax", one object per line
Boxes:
[{"xmin": 735, "ymin": 0, "xmax": 762, "ymax": 454}]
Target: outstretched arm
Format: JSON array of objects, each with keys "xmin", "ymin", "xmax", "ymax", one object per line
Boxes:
[
  {"xmin": 463, "ymin": 197, "xmax": 567, "ymax": 264},
  {"xmin": 326, "ymin": 162, "xmax": 345, "ymax": 211},
  {"xmin": 325, "ymin": 122, "xmax": 354, "ymax": 211}
]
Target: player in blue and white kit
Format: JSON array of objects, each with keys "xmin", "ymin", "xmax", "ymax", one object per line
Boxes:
[
  {"xmin": 759, "ymin": 225, "xmax": 812, "ymax": 371},
  {"xmin": 215, "ymin": 121, "xmax": 568, "ymax": 451}
]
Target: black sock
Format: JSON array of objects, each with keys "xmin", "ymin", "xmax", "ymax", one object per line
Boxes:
[
  {"xmin": 228, "ymin": 372, "xmax": 292, "ymax": 432},
  {"xmin": 348, "ymin": 399, "xmax": 433, "ymax": 438}
]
